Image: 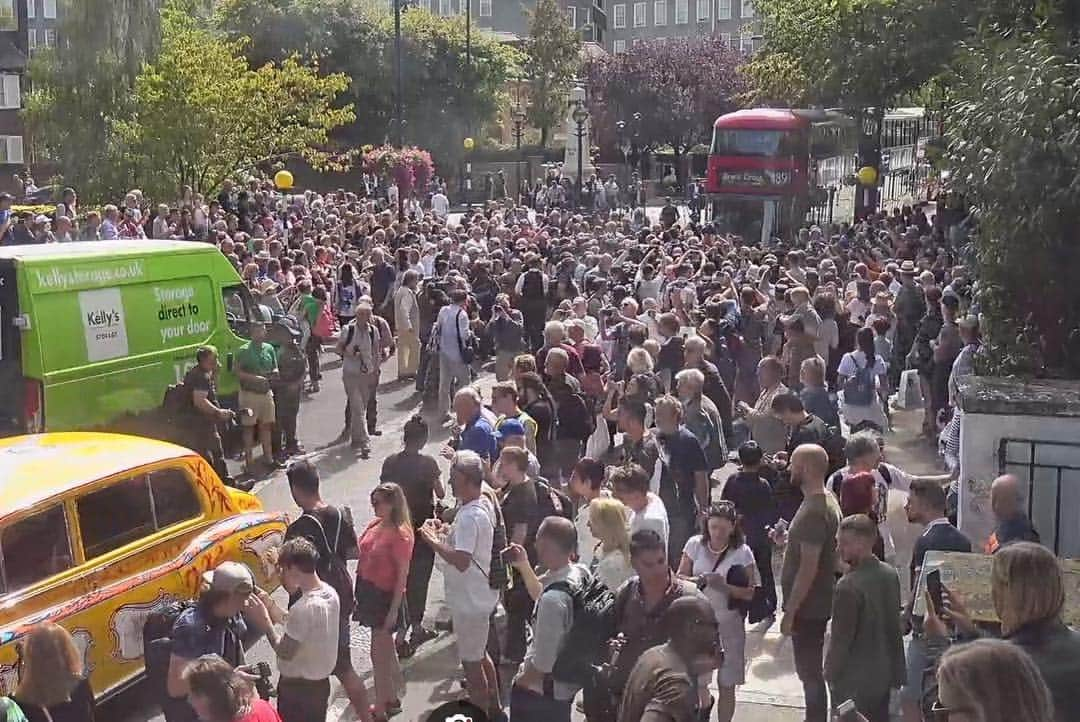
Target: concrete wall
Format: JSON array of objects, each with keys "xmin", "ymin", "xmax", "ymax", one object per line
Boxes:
[{"xmin": 959, "ymin": 411, "xmax": 1080, "ymax": 557}]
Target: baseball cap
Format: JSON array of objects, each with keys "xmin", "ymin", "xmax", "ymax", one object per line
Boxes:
[
  {"xmin": 202, "ymin": 561, "xmax": 254, "ymax": 595},
  {"xmin": 494, "ymin": 418, "xmax": 526, "ymax": 440}
]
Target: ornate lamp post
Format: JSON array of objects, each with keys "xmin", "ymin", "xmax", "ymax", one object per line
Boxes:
[
  {"xmin": 512, "ymin": 107, "xmax": 527, "ymax": 205},
  {"xmin": 463, "ymin": 136, "xmax": 475, "ymax": 213},
  {"xmin": 572, "ymin": 101, "xmax": 589, "ymax": 210}
]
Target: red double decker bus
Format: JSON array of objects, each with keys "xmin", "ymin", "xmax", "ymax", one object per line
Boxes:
[{"xmin": 705, "ymin": 108, "xmax": 813, "ymax": 244}]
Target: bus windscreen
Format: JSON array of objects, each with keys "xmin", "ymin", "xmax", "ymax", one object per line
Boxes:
[{"xmin": 710, "ymin": 129, "xmax": 799, "ymax": 157}]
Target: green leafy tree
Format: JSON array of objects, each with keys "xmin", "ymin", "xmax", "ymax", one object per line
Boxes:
[
  {"xmin": 945, "ymin": 30, "xmax": 1080, "ymax": 376},
  {"xmin": 23, "ymin": 0, "xmax": 206, "ymax": 199},
  {"xmin": 216, "ymin": 0, "xmax": 521, "ymax": 162},
  {"xmin": 522, "ymin": 0, "xmax": 581, "ymax": 147},
  {"xmin": 115, "ymin": 9, "xmax": 354, "ymax": 199}
]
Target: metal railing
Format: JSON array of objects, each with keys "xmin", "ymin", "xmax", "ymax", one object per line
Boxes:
[{"xmin": 998, "ymin": 438, "xmax": 1080, "ymax": 556}]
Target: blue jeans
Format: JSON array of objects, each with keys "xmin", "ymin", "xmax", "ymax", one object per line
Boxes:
[{"xmin": 509, "ymin": 685, "xmax": 572, "ymax": 722}]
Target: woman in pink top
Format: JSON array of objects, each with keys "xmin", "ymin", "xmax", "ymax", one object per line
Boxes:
[
  {"xmin": 183, "ymin": 655, "xmax": 282, "ymax": 722},
  {"xmin": 355, "ymin": 483, "xmax": 414, "ymax": 721}
]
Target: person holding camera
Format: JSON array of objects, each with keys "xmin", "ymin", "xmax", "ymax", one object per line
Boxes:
[
  {"xmin": 335, "ymin": 302, "xmax": 386, "ymax": 459},
  {"xmin": 487, "ymin": 295, "xmax": 526, "ymax": 381},
  {"xmin": 183, "ymin": 655, "xmax": 281, "ymax": 722},
  {"xmin": 676, "ymin": 502, "xmax": 758, "ymax": 722}
]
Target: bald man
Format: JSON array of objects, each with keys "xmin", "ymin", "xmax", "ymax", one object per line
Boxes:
[
  {"xmin": 773, "ymin": 444, "xmax": 842, "ymax": 722},
  {"xmin": 618, "ymin": 596, "xmax": 723, "ymax": 722},
  {"xmin": 986, "ymin": 474, "xmax": 1040, "ymax": 553}
]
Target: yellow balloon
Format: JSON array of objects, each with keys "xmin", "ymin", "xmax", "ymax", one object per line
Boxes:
[
  {"xmin": 463, "ymin": 137, "xmax": 475, "ymax": 151},
  {"xmin": 274, "ymin": 170, "xmax": 294, "ymax": 190},
  {"xmin": 856, "ymin": 166, "xmax": 878, "ymax": 186}
]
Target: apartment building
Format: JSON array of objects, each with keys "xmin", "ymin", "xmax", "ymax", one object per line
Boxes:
[
  {"xmin": 607, "ymin": 0, "xmax": 759, "ymax": 53},
  {"xmin": 0, "ymin": 0, "xmax": 28, "ymax": 170}
]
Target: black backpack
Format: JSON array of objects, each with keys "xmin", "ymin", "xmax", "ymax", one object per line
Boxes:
[
  {"xmin": 521, "ymin": 269, "xmax": 545, "ymax": 300},
  {"xmin": 294, "ymin": 510, "xmax": 356, "ymax": 618},
  {"xmin": 142, "ymin": 599, "xmax": 199, "ymax": 695},
  {"xmin": 535, "ymin": 478, "xmax": 574, "ymax": 521},
  {"xmin": 162, "ymin": 382, "xmax": 192, "ymax": 414},
  {"xmin": 554, "ymin": 389, "xmax": 597, "ymax": 442},
  {"xmin": 546, "ymin": 572, "xmax": 618, "ymax": 687},
  {"xmin": 822, "ymin": 425, "xmax": 847, "ymax": 475}
]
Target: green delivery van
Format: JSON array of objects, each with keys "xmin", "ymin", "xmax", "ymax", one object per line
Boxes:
[{"xmin": 0, "ymin": 240, "xmax": 262, "ymax": 435}]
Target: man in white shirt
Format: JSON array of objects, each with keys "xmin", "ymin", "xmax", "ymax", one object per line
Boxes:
[
  {"xmin": 612, "ymin": 463, "xmax": 670, "ymax": 551},
  {"xmin": 393, "ymin": 269, "xmax": 421, "ymax": 380},
  {"xmin": 431, "ymin": 189, "xmax": 450, "ymax": 220},
  {"xmin": 435, "ymin": 289, "xmax": 474, "ymax": 419},
  {"xmin": 420, "ymin": 451, "xmax": 500, "ymax": 719},
  {"xmin": 247, "ymin": 538, "xmax": 340, "ymax": 722}
]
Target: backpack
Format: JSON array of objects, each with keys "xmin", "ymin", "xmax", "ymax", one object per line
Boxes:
[
  {"xmin": 545, "ymin": 572, "xmax": 618, "ymax": 687},
  {"xmin": 162, "ymin": 382, "xmax": 191, "ymax": 414},
  {"xmin": 535, "ymin": 478, "xmax": 574, "ymax": 521},
  {"xmin": 822, "ymin": 425, "xmax": 847, "ymax": 475},
  {"xmin": 296, "ymin": 510, "xmax": 356, "ymax": 618},
  {"xmin": 521, "ymin": 269, "xmax": 545, "ymax": 300},
  {"xmin": 487, "ymin": 494, "xmax": 511, "ymax": 591},
  {"xmin": 142, "ymin": 599, "xmax": 199, "ymax": 696},
  {"xmin": 843, "ymin": 356, "xmax": 876, "ymax": 406},
  {"xmin": 312, "ymin": 302, "xmax": 338, "ymax": 339},
  {"xmin": 554, "ymin": 389, "xmax": 597, "ymax": 442}
]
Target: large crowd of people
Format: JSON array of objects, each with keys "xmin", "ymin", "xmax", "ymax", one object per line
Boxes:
[{"xmin": 3, "ymin": 175, "xmax": 1074, "ymax": 722}]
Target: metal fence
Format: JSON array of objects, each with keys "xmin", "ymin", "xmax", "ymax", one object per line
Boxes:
[{"xmin": 998, "ymin": 438, "xmax": 1080, "ymax": 557}]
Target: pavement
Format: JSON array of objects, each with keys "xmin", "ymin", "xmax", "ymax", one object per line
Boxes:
[{"xmin": 106, "ymin": 350, "xmax": 944, "ymax": 722}]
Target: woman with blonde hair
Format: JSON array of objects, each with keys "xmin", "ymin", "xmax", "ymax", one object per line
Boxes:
[
  {"xmin": 12, "ymin": 623, "xmax": 95, "ymax": 722},
  {"xmin": 926, "ymin": 542, "xmax": 1080, "ymax": 722},
  {"xmin": 511, "ymin": 353, "xmax": 537, "ymax": 382},
  {"xmin": 355, "ymin": 483, "xmax": 414, "ymax": 721},
  {"xmin": 935, "ymin": 639, "xmax": 1054, "ymax": 722},
  {"xmin": 587, "ymin": 497, "xmax": 634, "ymax": 591}
]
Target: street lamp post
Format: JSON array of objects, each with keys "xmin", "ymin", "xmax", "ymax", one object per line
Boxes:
[
  {"xmin": 572, "ymin": 101, "xmax": 589, "ymax": 210},
  {"xmin": 393, "ymin": 0, "xmax": 406, "ymax": 220},
  {"xmin": 615, "ymin": 119, "xmax": 629, "ymax": 208},
  {"xmin": 632, "ymin": 111, "xmax": 642, "ymax": 207},
  {"xmin": 512, "ymin": 107, "xmax": 527, "ymax": 206},
  {"xmin": 463, "ymin": 136, "xmax": 475, "ymax": 214}
]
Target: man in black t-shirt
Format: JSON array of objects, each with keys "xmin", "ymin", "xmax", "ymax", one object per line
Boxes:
[
  {"xmin": 722, "ymin": 441, "xmax": 780, "ymax": 620},
  {"xmin": 183, "ymin": 346, "xmax": 243, "ymax": 488},
  {"xmin": 496, "ymin": 446, "xmax": 541, "ymax": 664},
  {"xmin": 770, "ymin": 393, "xmax": 832, "ymax": 520},
  {"xmin": 283, "ymin": 461, "xmax": 369, "ymax": 717}
]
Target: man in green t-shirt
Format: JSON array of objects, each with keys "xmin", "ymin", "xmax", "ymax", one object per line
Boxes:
[{"xmin": 236, "ymin": 315, "xmax": 283, "ymax": 473}]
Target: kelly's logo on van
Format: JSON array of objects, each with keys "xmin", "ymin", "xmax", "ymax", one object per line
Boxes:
[{"xmin": 78, "ymin": 288, "xmax": 130, "ymax": 362}]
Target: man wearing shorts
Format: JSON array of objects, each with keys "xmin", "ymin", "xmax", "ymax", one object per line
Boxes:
[
  {"xmin": 420, "ymin": 450, "xmax": 501, "ymax": 721},
  {"xmin": 235, "ymin": 312, "xmax": 284, "ymax": 474}
]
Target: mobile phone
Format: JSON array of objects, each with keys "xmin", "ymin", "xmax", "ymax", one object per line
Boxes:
[
  {"xmin": 835, "ymin": 699, "xmax": 859, "ymax": 721},
  {"xmin": 926, "ymin": 569, "xmax": 944, "ymax": 616}
]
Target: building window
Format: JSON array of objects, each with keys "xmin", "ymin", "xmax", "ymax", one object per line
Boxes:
[
  {"xmin": 439, "ymin": 0, "xmax": 450, "ymax": 15},
  {"xmin": 740, "ymin": 32, "xmax": 754, "ymax": 53},
  {"xmin": 613, "ymin": 3, "xmax": 626, "ymax": 27},
  {"xmin": 459, "ymin": 0, "xmax": 467, "ymax": 14},
  {"xmin": 674, "ymin": 0, "xmax": 687, "ymax": 23},
  {"xmin": 720, "ymin": 32, "xmax": 731, "ymax": 46},
  {"xmin": 43, "ymin": 28, "xmax": 55, "ymax": 47},
  {"xmin": 717, "ymin": 0, "xmax": 730, "ymax": 19},
  {"xmin": 0, "ymin": 75, "xmax": 19, "ymax": 110},
  {"xmin": 632, "ymin": 37, "xmax": 643, "ymax": 46},
  {"xmin": 25, "ymin": 0, "xmax": 33, "ymax": 19},
  {"xmin": 567, "ymin": 5, "xmax": 576, "ymax": 26},
  {"xmin": 740, "ymin": 0, "xmax": 753, "ymax": 16},
  {"xmin": 42, "ymin": 0, "xmax": 56, "ymax": 18},
  {"xmin": 696, "ymin": 0, "xmax": 708, "ymax": 20},
  {"xmin": 633, "ymin": 1, "xmax": 645, "ymax": 26},
  {"xmin": 479, "ymin": 0, "xmax": 491, "ymax": 15},
  {"xmin": 0, "ymin": 0, "xmax": 15, "ymax": 30},
  {"xmin": 653, "ymin": 0, "xmax": 666, "ymax": 25},
  {"xmin": 27, "ymin": 28, "xmax": 35, "ymax": 51},
  {"xmin": 613, "ymin": 39, "xmax": 626, "ymax": 53}
]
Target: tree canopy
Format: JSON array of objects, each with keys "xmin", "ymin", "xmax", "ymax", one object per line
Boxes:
[
  {"xmin": 522, "ymin": 0, "xmax": 582, "ymax": 147},
  {"xmin": 585, "ymin": 37, "xmax": 745, "ymax": 160},
  {"xmin": 216, "ymin": 0, "xmax": 522, "ymax": 162},
  {"xmin": 115, "ymin": 9, "xmax": 354, "ymax": 199}
]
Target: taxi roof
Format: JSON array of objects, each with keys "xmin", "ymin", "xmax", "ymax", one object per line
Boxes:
[{"xmin": 0, "ymin": 433, "xmax": 197, "ymax": 516}]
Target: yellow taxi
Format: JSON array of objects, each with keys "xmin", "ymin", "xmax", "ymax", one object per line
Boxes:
[{"xmin": 0, "ymin": 433, "xmax": 287, "ymax": 700}]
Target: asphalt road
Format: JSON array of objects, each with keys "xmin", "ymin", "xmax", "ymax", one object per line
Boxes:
[{"xmin": 104, "ymin": 351, "xmax": 461, "ymax": 721}]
